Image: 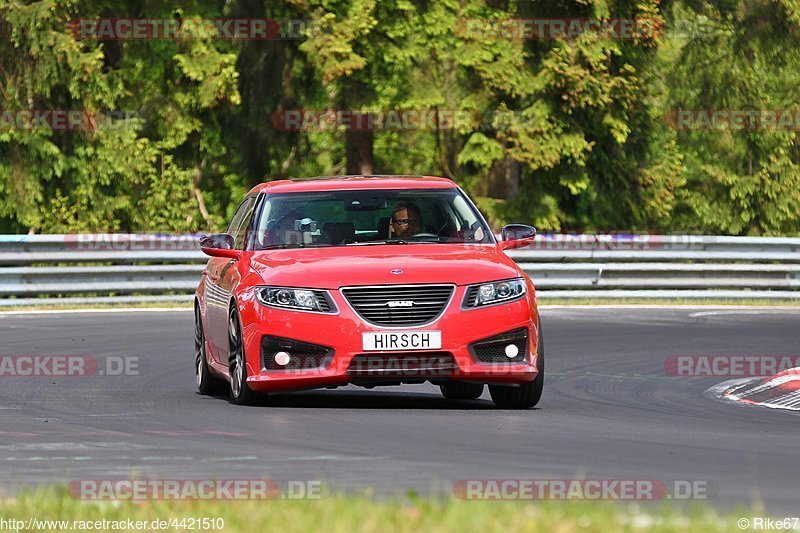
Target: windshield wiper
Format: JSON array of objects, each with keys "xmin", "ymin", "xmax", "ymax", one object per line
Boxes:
[
  {"xmin": 258, "ymin": 243, "xmax": 334, "ymax": 250},
  {"xmin": 347, "ymin": 239, "xmax": 410, "ymax": 246},
  {"xmin": 347, "ymin": 239, "xmax": 447, "ymax": 246}
]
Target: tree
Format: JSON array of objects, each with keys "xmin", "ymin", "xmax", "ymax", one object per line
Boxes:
[{"xmin": 665, "ymin": 0, "xmax": 800, "ymax": 235}]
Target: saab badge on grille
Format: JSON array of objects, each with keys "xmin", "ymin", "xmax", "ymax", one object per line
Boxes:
[{"xmin": 387, "ymin": 300, "xmax": 414, "ymax": 308}]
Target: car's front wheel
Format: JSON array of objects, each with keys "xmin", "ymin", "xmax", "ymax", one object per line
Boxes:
[
  {"xmin": 195, "ymin": 306, "xmax": 225, "ymax": 395},
  {"xmin": 228, "ymin": 306, "xmax": 260, "ymax": 406},
  {"xmin": 489, "ymin": 316, "xmax": 544, "ymax": 409},
  {"xmin": 440, "ymin": 382, "xmax": 484, "ymax": 400}
]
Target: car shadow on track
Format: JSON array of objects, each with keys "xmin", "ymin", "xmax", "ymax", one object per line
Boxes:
[{"xmin": 204, "ymin": 389, "xmax": 521, "ymax": 410}]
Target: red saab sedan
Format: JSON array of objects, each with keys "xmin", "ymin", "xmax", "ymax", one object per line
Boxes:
[{"xmin": 194, "ymin": 176, "xmax": 543, "ymax": 409}]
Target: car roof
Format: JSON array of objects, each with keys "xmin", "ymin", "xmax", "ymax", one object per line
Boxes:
[{"xmin": 247, "ymin": 175, "xmax": 457, "ymax": 195}]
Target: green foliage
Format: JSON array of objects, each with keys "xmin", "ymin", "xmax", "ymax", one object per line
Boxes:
[
  {"xmin": 665, "ymin": 0, "xmax": 800, "ymax": 234},
  {"xmin": 0, "ymin": 0, "xmax": 796, "ymax": 234}
]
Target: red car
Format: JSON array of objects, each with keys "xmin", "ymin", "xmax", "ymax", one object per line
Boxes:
[{"xmin": 194, "ymin": 176, "xmax": 543, "ymax": 409}]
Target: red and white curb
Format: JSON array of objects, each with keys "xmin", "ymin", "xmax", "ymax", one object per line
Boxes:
[{"xmin": 708, "ymin": 368, "xmax": 800, "ymax": 411}]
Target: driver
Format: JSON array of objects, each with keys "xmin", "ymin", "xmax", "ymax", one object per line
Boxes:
[{"xmin": 389, "ymin": 201, "xmax": 423, "ymax": 239}]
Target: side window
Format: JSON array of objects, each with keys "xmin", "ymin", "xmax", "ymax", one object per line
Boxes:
[
  {"xmin": 228, "ymin": 196, "xmax": 258, "ymax": 250},
  {"xmin": 226, "ymin": 198, "xmax": 250, "ymax": 236},
  {"xmin": 255, "ymin": 198, "xmax": 273, "ymax": 248}
]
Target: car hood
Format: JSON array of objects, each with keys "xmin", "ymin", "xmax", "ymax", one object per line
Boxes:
[{"xmin": 249, "ymin": 244, "xmax": 522, "ymax": 289}]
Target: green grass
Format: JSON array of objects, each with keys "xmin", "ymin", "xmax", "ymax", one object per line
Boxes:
[{"xmin": 0, "ymin": 487, "xmax": 757, "ymax": 532}]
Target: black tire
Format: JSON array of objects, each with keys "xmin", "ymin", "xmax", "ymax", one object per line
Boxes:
[
  {"xmin": 489, "ymin": 315, "xmax": 545, "ymax": 409},
  {"xmin": 440, "ymin": 382, "xmax": 484, "ymax": 400},
  {"xmin": 228, "ymin": 305, "xmax": 260, "ymax": 406},
  {"xmin": 195, "ymin": 306, "xmax": 226, "ymax": 396}
]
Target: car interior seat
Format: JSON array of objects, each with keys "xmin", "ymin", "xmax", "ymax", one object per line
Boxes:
[
  {"xmin": 377, "ymin": 217, "xmax": 391, "ymax": 240},
  {"xmin": 322, "ymin": 222, "xmax": 356, "ymax": 244}
]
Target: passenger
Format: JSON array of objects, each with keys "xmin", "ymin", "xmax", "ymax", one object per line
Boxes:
[{"xmin": 276, "ymin": 209, "xmax": 305, "ymax": 244}]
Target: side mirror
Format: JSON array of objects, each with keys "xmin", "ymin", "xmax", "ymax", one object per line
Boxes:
[
  {"xmin": 199, "ymin": 233, "xmax": 241, "ymax": 259},
  {"xmin": 499, "ymin": 224, "xmax": 537, "ymax": 250}
]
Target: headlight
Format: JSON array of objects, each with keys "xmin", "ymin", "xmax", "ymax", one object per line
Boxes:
[
  {"xmin": 464, "ymin": 278, "xmax": 527, "ymax": 308},
  {"xmin": 256, "ymin": 287, "xmax": 336, "ymax": 313}
]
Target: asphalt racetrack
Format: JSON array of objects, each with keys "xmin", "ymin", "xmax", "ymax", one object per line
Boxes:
[{"xmin": 1, "ymin": 307, "xmax": 799, "ymax": 511}]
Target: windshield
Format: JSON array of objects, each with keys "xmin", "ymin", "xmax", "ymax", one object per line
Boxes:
[{"xmin": 253, "ymin": 188, "xmax": 493, "ymax": 249}]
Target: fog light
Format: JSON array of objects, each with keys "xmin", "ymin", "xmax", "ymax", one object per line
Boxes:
[
  {"xmin": 504, "ymin": 344, "xmax": 519, "ymax": 358},
  {"xmin": 274, "ymin": 351, "xmax": 291, "ymax": 366}
]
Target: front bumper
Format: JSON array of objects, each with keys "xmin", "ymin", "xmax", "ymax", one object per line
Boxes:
[{"xmin": 239, "ymin": 285, "xmax": 539, "ymax": 393}]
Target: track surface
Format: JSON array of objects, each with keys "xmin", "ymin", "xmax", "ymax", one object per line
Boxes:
[{"xmin": 1, "ymin": 308, "xmax": 799, "ymax": 511}]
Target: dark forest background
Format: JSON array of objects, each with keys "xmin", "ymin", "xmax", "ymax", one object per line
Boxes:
[{"xmin": 2, "ymin": 0, "xmax": 799, "ymax": 234}]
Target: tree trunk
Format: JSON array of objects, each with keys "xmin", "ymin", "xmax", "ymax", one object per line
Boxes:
[
  {"xmin": 346, "ymin": 127, "xmax": 375, "ymax": 175},
  {"xmin": 192, "ymin": 164, "xmax": 211, "ymax": 228},
  {"xmin": 487, "ymin": 155, "xmax": 520, "ymax": 200}
]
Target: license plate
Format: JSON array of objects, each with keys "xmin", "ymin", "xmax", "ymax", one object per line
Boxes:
[{"xmin": 362, "ymin": 331, "xmax": 442, "ymax": 351}]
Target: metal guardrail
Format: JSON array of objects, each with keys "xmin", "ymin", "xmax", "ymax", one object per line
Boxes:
[{"xmin": 1, "ymin": 234, "xmax": 799, "ymax": 305}]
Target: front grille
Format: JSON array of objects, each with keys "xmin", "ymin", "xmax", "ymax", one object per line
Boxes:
[
  {"xmin": 261, "ymin": 336, "xmax": 333, "ymax": 371},
  {"xmin": 347, "ymin": 352, "xmax": 458, "ymax": 377},
  {"xmin": 469, "ymin": 328, "xmax": 528, "ymax": 364},
  {"xmin": 342, "ymin": 284, "xmax": 454, "ymax": 326}
]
